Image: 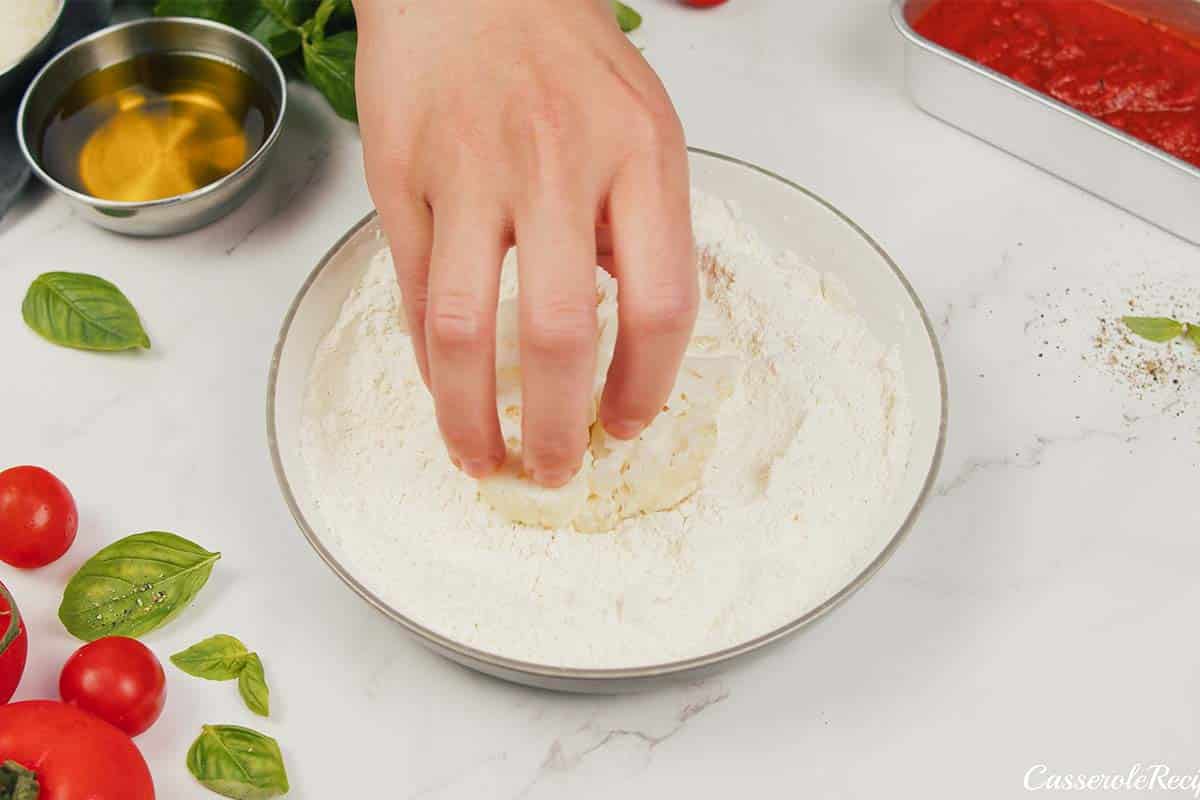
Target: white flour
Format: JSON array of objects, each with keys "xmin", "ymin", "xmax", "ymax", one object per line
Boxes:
[
  {"xmin": 300, "ymin": 192, "xmax": 913, "ymax": 669},
  {"xmin": 0, "ymin": 0, "xmax": 57, "ymax": 70}
]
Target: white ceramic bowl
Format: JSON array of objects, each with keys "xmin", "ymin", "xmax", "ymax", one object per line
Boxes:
[
  {"xmin": 0, "ymin": 0, "xmax": 65, "ymax": 99},
  {"xmin": 268, "ymin": 149, "xmax": 948, "ymax": 693}
]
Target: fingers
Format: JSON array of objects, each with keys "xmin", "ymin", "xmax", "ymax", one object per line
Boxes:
[
  {"xmin": 516, "ymin": 192, "xmax": 600, "ymax": 488},
  {"xmin": 600, "ymin": 144, "xmax": 698, "ymax": 439},
  {"xmin": 425, "ymin": 199, "xmax": 507, "ymax": 478},
  {"xmin": 376, "ymin": 192, "xmax": 434, "ymax": 387},
  {"xmin": 595, "ymin": 221, "xmax": 615, "ymax": 273}
]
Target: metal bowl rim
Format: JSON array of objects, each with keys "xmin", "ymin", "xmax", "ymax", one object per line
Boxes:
[
  {"xmin": 266, "ymin": 147, "xmax": 950, "ymax": 684},
  {"xmin": 890, "ymin": 0, "xmax": 1200, "ymax": 180},
  {"xmin": 0, "ymin": 0, "xmax": 67, "ymax": 77},
  {"xmin": 15, "ymin": 15, "xmax": 288, "ymax": 211}
]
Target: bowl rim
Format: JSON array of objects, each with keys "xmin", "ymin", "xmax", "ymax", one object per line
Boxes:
[
  {"xmin": 266, "ymin": 147, "xmax": 949, "ymax": 684},
  {"xmin": 0, "ymin": 0, "xmax": 66, "ymax": 76},
  {"xmin": 15, "ymin": 15, "xmax": 288, "ymax": 211}
]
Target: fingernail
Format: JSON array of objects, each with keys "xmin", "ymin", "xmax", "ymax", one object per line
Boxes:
[
  {"xmin": 463, "ymin": 458, "xmax": 499, "ymax": 479},
  {"xmin": 604, "ymin": 418, "xmax": 646, "ymax": 439},
  {"xmin": 532, "ymin": 468, "xmax": 575, "ymax": 488}
]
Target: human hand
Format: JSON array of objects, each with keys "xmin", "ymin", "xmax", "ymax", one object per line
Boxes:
[{"xmin": 356, "ymin": 0, "xmax": 697, "ymax": 487}]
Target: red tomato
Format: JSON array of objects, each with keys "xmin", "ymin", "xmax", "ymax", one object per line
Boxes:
[
  {"xmin": 0, "ymin": 581, "xmax": 27, "ymax": 703},
  {"xmin": 683, "ymin": 0, "xmax": 729, "ymax": 6},
  {"xmin": 0, "ymin": 466, "xmax": 78, "ymax": 568},
  {"xmin": 0, "ymin": 701, "xmax": 155, "ymax": 800},
  {"xmin": 59, "ymin": 637, "xmax": 166, "ymax": 737}
]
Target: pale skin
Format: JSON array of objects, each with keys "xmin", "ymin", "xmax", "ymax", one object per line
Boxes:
[{"xmin": 355, "ymin": 0, "xmax": 697, "ymax": 488}]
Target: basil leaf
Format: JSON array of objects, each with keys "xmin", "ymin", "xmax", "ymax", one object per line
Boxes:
[
  {"xmin": 1123, "ymin": 316, "xmax": 1184, "ymax": 343},
  {"xmin": 59, "ymin": 532, "xmax": 220, "ymax": 641},
  {"xmin": 153, "ymin": 0, "xmax": 235, "ymax": 23},
  {"xmin": 240, "ymin": 8, "xmax": 302, "ymax": 58},
  {"xmin": 614, "ymin": 1, "xmax": 642, "ymax": 33},
  {"xmin": 237, "ymin": 654, "xmax": 271, "ymax": 717},
  {"xmin": 259, "ymin": 0, "xmax": 318, "ymax": 29},
  {"xmin": 172, "ymin": 635, "xmax": 251, "ymax": 680},
  {"xmin": 261, "ymin": 0, "xmax": 299, "ymax": 26},
  {"xmin": 302, "ymin": 31, "xmax": 357, "ymax": 121},
  {"xmin": 22, "ymin": 272, "xmax": 150, "ymax": 352},
  {"xmin": 1186, "ymin": 324, "xmax": 1200, "ymax": 348},
  {"xmin": 310, "ymin": 0, "xmax": 338, "ymax": 42},
  {"xmin": 187, "ymin": 725, "xmax": 289, "ymax": 800},
  {"xmin": 0, "ymin": 761, "xmax": 40, "ymax": 800}
]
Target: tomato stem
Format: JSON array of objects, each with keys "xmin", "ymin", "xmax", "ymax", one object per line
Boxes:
[
  {"xmin": 0, "ymin": 586, "xmax": 20, "ymax": 657},
  {"xmin": 0, "ymin": 760, "xmax": 40, "ymax": 800}
]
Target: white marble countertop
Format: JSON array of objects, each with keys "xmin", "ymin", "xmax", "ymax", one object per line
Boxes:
[{"xmin": 3, "ymin": 1, "xmax": 1198, "ymax": 797}]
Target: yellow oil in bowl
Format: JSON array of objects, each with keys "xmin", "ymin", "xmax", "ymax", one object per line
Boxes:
[{"xmin": 38, "ymin": 52, "xmax": 277, "ymax": 203}]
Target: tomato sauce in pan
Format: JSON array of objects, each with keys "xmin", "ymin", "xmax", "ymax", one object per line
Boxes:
[{"xmin": 914, "ymin": 0, "xmax": 1200, "ymax": 168}]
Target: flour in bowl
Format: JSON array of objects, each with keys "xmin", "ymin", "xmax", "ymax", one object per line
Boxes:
[
  {"xmin": 0, "ymin": 0, "xmax": 58, "ymax": 70},
  {"xmin": 300, "ymin": 192, "xmax": 913, "ymax": 669}
]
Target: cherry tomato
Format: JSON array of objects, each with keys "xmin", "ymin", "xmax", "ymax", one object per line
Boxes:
[
  {"xmin": 0, "ymin": 581, "xmax": 27, "ymax": 703},
  {"xmin": 0, "ymin": 466, "xmax": 78, "ymax": 569},
  {"xmin": 0, "ymin": 700, "xmax": 155, "ymax": 800},
  {"xmin": 683, "ymin": 0, "xmax": 729, "ymax": 6},
  {"xmin": 59, "ymin": 637, "xmax": 166, "ymax": 737}
]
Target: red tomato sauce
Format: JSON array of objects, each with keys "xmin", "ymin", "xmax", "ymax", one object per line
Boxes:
[{"xmin": 914, "ymin": 0, "xmax": 1200, "ymax": 168}]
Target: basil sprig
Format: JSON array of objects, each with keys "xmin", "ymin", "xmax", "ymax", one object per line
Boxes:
[
  {"xmin": 172, "ymin": 635, "xmax": 272, "ymax": 717},
  {"xmin": 301, "ymin": 29, "xmax": 357, "ymax": 122},
  {"xmin": 58, "ymin": 532, "xmax": 220, "ymax": 641},
  {"xmin": 155, "ymin": 0, "xmax": 643, "ymax": 122},
  {"xmin": 187, "ymin": 725, "xmax": 289, "ymax": 800},
  {"xmin": 22, "ymin": 272, "xmax": 150, "ymax": 352},
  {"xmin": 1123, "ymin": 316, "xmax": 1200, "ymax": 347},
  {"xmin": 172, "ymin": 634, "xmax": 253, "ymax": 680}
]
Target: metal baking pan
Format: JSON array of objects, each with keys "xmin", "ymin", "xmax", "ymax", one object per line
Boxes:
[{"xmin": 892, "ymin": 0, "xmax": 1200, "ymax": 246}]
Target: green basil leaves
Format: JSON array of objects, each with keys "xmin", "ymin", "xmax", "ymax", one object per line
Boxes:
[
  {"xmin": 187, "ymin": 725, "xmax": 289, "ymax": 799},
  {"xmin": 614, "ymin": 2, "xmax": 643, "ymax": 33},
  {"xmin": 1123, "ymin": 316, "xmax": 1200, "ymax": 348},
  {"xmin": 302, "ymin": 31, "xmax": 357, "ymax": 122},
  {"xmin": 22, "ymin": 272, "xmax": 150, "ymax": 352},
  {"xmin": 238, "ymin": 654, "xmax": 271, "ymax": 717},
  {"xmin": 172, "ymin": 635, "xmax": 253, "ymax": 680},
  {"xmin": 1123, "ymin": 316, "xmax": 1186, "ymax": 343},
  {"xmin": 59, "ymin": 532, "xmax": 220, "ymax": 641},
  {"xmin": 172, "ymin": 635, "xmax": 272, "ymax": 717}
]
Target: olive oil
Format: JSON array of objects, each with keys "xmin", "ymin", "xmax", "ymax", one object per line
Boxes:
[{"xmin": 38, "ymin": 52, "xmax": 276, "ymax": 203}]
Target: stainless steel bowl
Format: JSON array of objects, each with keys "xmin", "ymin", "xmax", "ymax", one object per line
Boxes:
[
  {"xmin": 0, "ymin": 0, "xmax": 66, "ymax": 100},
  {"xmin": 267, "ymin": 149, "xmax": 949, "ymax": 693},
  {"xmin": 16, "ymin": 17, "xmax": 286, "ymax": 237}
]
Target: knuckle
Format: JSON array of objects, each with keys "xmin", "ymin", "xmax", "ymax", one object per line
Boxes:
[
  {"xmin": 438, "ymin": 421, "xmax": 486, "ymax": 456},
  {"xmin": 525, "ymin": 430, "xmax": 584, "ymax": 470},
  {"xmin": 428, "ymin": 292, "xmax": 489, "ymax": 351},
  {"xmin": 631, "ymin": 97, "xmax": 685, "ymax": 152},
  {"xmin": 508, "ymin": 87, "xmax": 580, "ymax": 170},
  {"xmin": 522, "ymin": 302, "xmax": 597, "ymax": 359},
  {"xmin": 625, "ymin": 283, "xmax": 699, "ymax": 337},
  {"xmin": 525, "ymin": 93, "xmax": 573, "ymax": 144}
]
